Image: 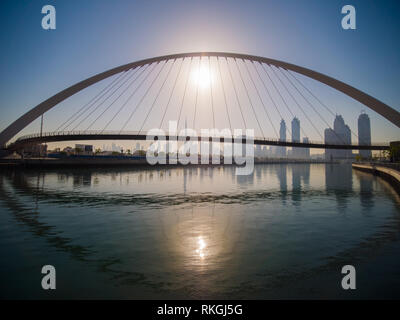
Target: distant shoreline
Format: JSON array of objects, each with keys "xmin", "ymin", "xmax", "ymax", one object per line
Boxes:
[{"xmin": 0, "ymin": 157, "xmax": 337, "ymax": 169}]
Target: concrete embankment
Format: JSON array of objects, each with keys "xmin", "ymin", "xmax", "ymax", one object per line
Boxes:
[{"xmin": 352, "ymin": 163, "xmax": 400, "ymax": 193}]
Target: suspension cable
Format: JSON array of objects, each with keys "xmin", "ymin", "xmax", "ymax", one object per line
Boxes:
[
  {"xmin": 71, "ymin": 67, "xmax": 142, "ymax": 131},
  {"xmin": 261, "ymin": 63, "xmax": 308, "ymax": 139},
  {"xmin": 279, "ymin": 68, "xmax": 346, "ymax": 144},
  {"xmin": 234, "ymin": 58, "xmax": 266, "ymax": 138},
  {"xmin": 272, "ymin": 66, "xmax": 323, "ymax": 140},
  {"xmin": 208, "ymin": 57, "xmax": 216, "ymax": 129},
  {"xmin": 253, "ymin": 61, "xmax": 292, "ymax": 138},
  {"xmin": 192, "ymin": 57, "xmax": 201, "ymax": 129},
  {"xmin": 57, "ymin": 69, "xmax": 131, "ymax": 132},
  {"xmin": 86, "ymin": 65, "xmax": 149, "ymax": 131},
  {"xmin": 177, "ymin": 57, "xmax": 193, "ymax": 131},
  {"xmin": 217, "ymin": 57, "xmax": 232, "ymax": 133},
  {"xmin": 243, "ymin": 60, "xmax": 279, "ymax": 138},
  {"xmin": 226, "ymin": 57, "xmax": 247, "ymax": 129},
  {"xmin": 139, "ymin": 59, "xmax": 176, "ymax": 134},
  {"xmin": 101, "ymin": 64, "xmax": 151, "ymax": 132},
  {"xmin": 119, "ymin": 61, "xmax": 166, "ymax": 132},
  {"xmin": 159, "ymin": 58, "xmax": 184, "ymax": 129},
  {"xmin": 287, "ymin": 70, "xmax": 360, "ymax": 142},
  {"xmin": 288, "ymin": 70, "xmax": 336, "ymax": 117}
]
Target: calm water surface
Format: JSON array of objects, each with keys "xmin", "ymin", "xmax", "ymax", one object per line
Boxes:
[{"xmin": 1, "ymin": 163, "xmax": 400, "ymax": 299}]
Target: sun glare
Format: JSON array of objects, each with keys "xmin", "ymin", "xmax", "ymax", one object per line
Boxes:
[{"xmin": 191, "ymin": 64, "xmax": 213, "ymax": 89}]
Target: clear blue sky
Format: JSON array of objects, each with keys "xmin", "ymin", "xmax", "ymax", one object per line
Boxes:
[{"xmin": 0, "ymin": 0, "xmax": 399, "ymax": 146}]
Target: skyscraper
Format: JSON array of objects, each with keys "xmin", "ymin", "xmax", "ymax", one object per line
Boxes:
[
  {"xmin": 333, "ymin": 115, "xmax": 352, "ymax": 159},
  {"xmin": 276, "ymin": 119, "xmax": 287, "ymax": 158},
  {"xmin": 291, "ymin": 117, "xmax": 300, "ymax": 158},
  {"xmin": 324, "ymin": 128, "xmax": 336, "ymax": 161},
  {"xmin": 302, "ymin": 137, "xmax": 310, "ymax": 159},
  {"xmin": 324, "ymin": 115, "xmax": 352, "ymax": 160},
  {"xmin": 358, "ymin": 112, "xmax": 372, "ymax": 159}
]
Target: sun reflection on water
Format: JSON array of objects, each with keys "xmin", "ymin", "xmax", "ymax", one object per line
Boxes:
[{"xmin": 196, "ymin": 236, "xmax": 206, "ymax": 259}]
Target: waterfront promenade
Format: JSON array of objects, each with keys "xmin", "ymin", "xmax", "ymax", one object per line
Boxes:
[{"xmin": 352, "ymin": 162, "xmax": 400, "ymax": 191}]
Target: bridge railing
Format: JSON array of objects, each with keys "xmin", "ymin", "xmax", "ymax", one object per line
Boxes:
[{"xmin": 11, "ymin": 130, "xmax": 389, "ymax": 148}]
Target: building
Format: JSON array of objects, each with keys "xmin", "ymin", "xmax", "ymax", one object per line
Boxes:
[
  {"xmin": 276, "ymin": 119, "xmax": 287, "ymax": 158},
  {"xmin": 324, "ymin": 128, "xmax": 336, "ymax": 161},
  {"xmin": 358, "ymin": 112, "xmax": 372, "ymax": 159},
  {"xmin": 333, "ymin": 115, "xmax": 352, "ymax": 159},
  {"xmin": 301, "ymin": 137, "xmax": 310, "ymax": 159},
  {"xmin": 324, "ymin": 115, "xmax": 352, "ymax": 160},
  {"xmin": 75, "ymin": 144, "xmax": 93, "ymax": 154},
  {"xmin": 23, "ymin": 143, "xmax": 47, "ymax": 157},
  {"xmin": 291, "ymin": 117, "xmax": 301, "ymax": 158}
]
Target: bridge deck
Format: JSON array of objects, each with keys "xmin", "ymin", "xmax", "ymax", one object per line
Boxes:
[{"xmin": 6, "ymin": 132, "xmax": 389, "ymax": 151}]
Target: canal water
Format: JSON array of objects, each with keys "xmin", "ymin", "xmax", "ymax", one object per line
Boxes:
[{"xmin": 1, "ymin": 163, "xmax": 400, "ymax": 299}]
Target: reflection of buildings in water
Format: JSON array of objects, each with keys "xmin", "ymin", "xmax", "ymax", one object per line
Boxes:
[
  {"xmin": 208, "ymin": 167, "xmax": 214, "ymax": 179},
  {"xmin": 73, "ymin": 171, "xmax": 92, "ymax": 187},
  {"xmin": 235, "ymin": 169, "xmax": 255, "ymax": 186},
  {"xmin": 57, "ymin": 173, "xmax": 68, "ymax": 183},
  {"xmin": 325, "ymin": 163, "xmax": 353, "ymax": 208},
  {"xmin": 354, "ymin": 171, "xmax": 374, "ymax": 211},
  {"xmin": 255, "ymin": 165, "xmax": 262, "ymax": 181},
  {"xmin": 182, "ymin": 167, "xmax": 202, "ymax": 194},
  {"xmin": 291, "ymin": 164, "xmax": 311, "ymax": 204},
  {"xmin": 3, "ymin": 167, "xmax": 400, "ymax": 298},
  {"xmin": 183, "ymin": 167, "xmax": 188, "ymax": 194},
  {"xmin": 291, "ymin": 165, "xmax": 301, "ymax": 204},
  {"xmin": 301, "ymin": 164, "xmax": 310, "ymax": 186},
  {"xmin": 273, "ymin": 164, "xmax": 287, "ymax": 203},
  {"xmin": 199, "ymin": 166, "xmax": 205, "ymax": 181},
  {"xmin": 196, "ymin": 166, "xmax": 213, "ymax": 180}
]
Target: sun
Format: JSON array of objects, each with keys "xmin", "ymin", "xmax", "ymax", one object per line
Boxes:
[{"xmin": 191, "ymin": 64, "xmax": 213, "ymax": 89}]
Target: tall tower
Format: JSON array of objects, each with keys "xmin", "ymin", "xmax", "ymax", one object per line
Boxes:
[
  {"xmin": 291, "ymin": 117, "xmax": 300, "ymax": 158},
  {"xmin": 324, "ymin": 128, "xmax": 335, "ymax": 161},
  {"xmin": 277, "ymin": 119, "xmax": 286, "ymax": 158},
  {"xmin": 302, "ymin": 137, "xmax": 310, "ymax": 159},
  {"xmin": 333, "ymin": 115, "xmax": 351, "ymax": 159},
  {"xmin": 280, "ymin": 119, "xmax": 286, "ymax": 141},
  {"xmin": 358, "ymin": 112, "xmax": 372, "ymax": 159}
]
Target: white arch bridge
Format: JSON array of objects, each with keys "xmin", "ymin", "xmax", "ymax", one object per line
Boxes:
[{"xmin": 1, "ymin": 52, "xmax": 398, "ymax": 151}]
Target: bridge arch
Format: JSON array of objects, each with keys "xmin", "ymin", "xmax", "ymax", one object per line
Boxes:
[{"xmin": 1, "ymin": 52, "xmax": 399, "ymax": 147}]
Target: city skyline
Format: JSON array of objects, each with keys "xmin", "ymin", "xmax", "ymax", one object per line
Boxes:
[{"xmin": 47, "ymin": 112, "xmax": 370, "ymax": 161}]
